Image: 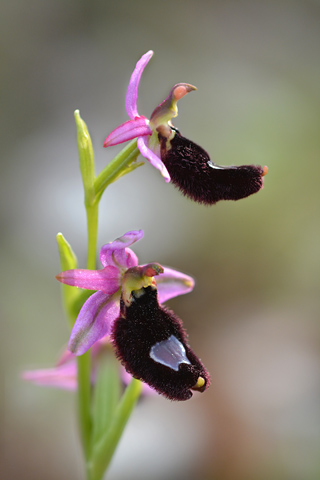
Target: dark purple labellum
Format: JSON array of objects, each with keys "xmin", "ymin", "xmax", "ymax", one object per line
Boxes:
[
  {"xmin": 111, "ymin": 286, "xmax": 210, "ymax": 401},
  {"xmin": 159, "ymin": 129, "xmax": 266, "ymax": 205}
]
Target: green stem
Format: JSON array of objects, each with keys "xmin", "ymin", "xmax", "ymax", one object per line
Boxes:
[
  {"xmin": 88, "ymin": 379, "xmax": 142, "ymax": 480},
  {"xmin": 77, "ymin": 351, "xmax": 92, "ymax": 461},
  {"xmin": 75, "ymin": 135, "xmax": 142, "ymax": 478},
  {"xmin": 77, "ymin": 200, "xmax": 99, "ymax": 461},
  {"xmin": 94, "ymin": 140, "xmax": 140, "ymax": 198},
  {"xmin": 85, "ymin": 201, "xmax": 99, "ymax": 270}
]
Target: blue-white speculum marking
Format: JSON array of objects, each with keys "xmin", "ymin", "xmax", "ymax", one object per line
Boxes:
[
  {"xmin": 207, "ymin": 160, "xmax": 225, "ymax": 170},
  {"xmin": 149, "ymin": 335, "xmax": 191, "ymax": 371}
]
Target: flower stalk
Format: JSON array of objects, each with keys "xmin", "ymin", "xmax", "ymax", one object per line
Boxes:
[
  {"xmin": 77, "ymin": 351, "xmax": 92, "ymax": 461},
  {"xmin": 88, "ymin": 378, "xmax": 142, "ymax": 480},
  {"xmin": 94, "ymin": 139, "xmax": 142, "ymax": 200},
  {"xmin": 85, "ymin": 201, "xmax": 99, "ymax": 270},
  {"xmin": 66, "ymin": 111, "xmax": 148, "ymax": 477}
]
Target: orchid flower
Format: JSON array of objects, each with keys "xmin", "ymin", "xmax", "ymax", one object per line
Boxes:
[
  {"xmin": 104, "ymin": 51, "xmax": 268, "ymax": 205},
  {"xmin": 56, "ymin": 230, "xmax": 194, "ymax": 357}
]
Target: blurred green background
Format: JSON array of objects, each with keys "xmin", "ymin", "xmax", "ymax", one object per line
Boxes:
[{"xmin": 2, "ymin": 0, "xmax": 320, "ymax": 479}]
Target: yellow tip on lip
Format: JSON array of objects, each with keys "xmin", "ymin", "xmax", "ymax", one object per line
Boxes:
[
  {"xmin": 262, "ymin": 165, "xmax": 268, "ymax": 176},
  {"xmin": 192, "ymin": 376, "xmax": 206, "ymax": 391}
]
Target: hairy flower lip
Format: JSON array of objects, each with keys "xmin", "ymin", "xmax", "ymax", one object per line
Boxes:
[
  {"xmin": 112, "ymin": 284, "xmax": 210, "ymax": 401},
  {"xmin": 159, "ymin": 130, "xmax": 267, "ymax": 205}
]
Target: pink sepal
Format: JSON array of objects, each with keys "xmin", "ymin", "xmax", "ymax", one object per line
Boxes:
[
  {"xmin": 56, "ymin": 266, "xmax": 121, "ymax": 294},
  {"xmin": 125, "ymin": 50, "xmax": 154, "ymax": 119},
  {"xmin": 22, "ymin": 363, "xmax": 77, "ymax": 391}
]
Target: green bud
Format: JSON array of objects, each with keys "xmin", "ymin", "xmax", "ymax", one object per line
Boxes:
[
  {"xmin": 56, "ymin": 232, "xmax": 79, "ymax": 326},
  {"xmin": 56, "ymin": 232, "xmax": 78, "ymax": 270},
  {"xmin": 74, "ymin": 110, "xmax": 95, "ymax": 206}
]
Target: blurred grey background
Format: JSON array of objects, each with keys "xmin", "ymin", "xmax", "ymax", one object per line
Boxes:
[{"xmin": 2, "ymin": 0, "xmax": 320, "ymax": 479}]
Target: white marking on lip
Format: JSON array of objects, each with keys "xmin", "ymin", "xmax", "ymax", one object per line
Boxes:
[
  {"xmin": 207, "ymin": 160, "xmax": 224, "ymax": 169},
  {"xmin": 149, "ymin": 335, "xmax": 191, "ymax": 371}
]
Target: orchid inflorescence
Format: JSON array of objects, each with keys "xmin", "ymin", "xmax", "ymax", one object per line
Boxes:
[{"xmin": 24, "ymin": 50, "xmax": 267, "ymax": 479}]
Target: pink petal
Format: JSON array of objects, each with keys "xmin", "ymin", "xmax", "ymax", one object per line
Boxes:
[
  {"xmin": 56, "ymin": 348, "xmax": 75, "ymax": 366},
  {"xmin": 56, "ymin": 266, "xmax": 120, "ymax": 294},
  {"xmin": 69, "ymin": 292, "xmax": 120, "ymax": 355},
  {"xmin": 22, "ymin": 363, "xmax": 77, "ymax": 391},
  {"xmin": 56, "ymin": 341, "xmax": 104, "ymax": 367},
  {"xmin": 103, "ymin": 118, "xmax": 152, "ymax": 147},
  {"xmin": 107, "ymin": 248, "xmax": 138, "ymax": 270},
  {"xmin": 100, "ymin": 230, "xmax": 143, "ymax": 268},
  {"xmin": 126, "ymin": 50, "xmax": 153, "ymax": 119},
  {"xmin": 156, "ymin": 267, "xmax": 195, "ymax": 304},
  {"xmin": 137, "ymin": 136, "xmax": 171, "ymax": 183}
]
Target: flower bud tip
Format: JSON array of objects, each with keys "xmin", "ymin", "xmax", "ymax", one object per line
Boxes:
[
  {"xmin": 143, "ymin": 263, "xmax": 164, "ymax": 277},
  {"xmin": 173, "ymin": 84, "xmax": 197, "ymax": 101}
]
